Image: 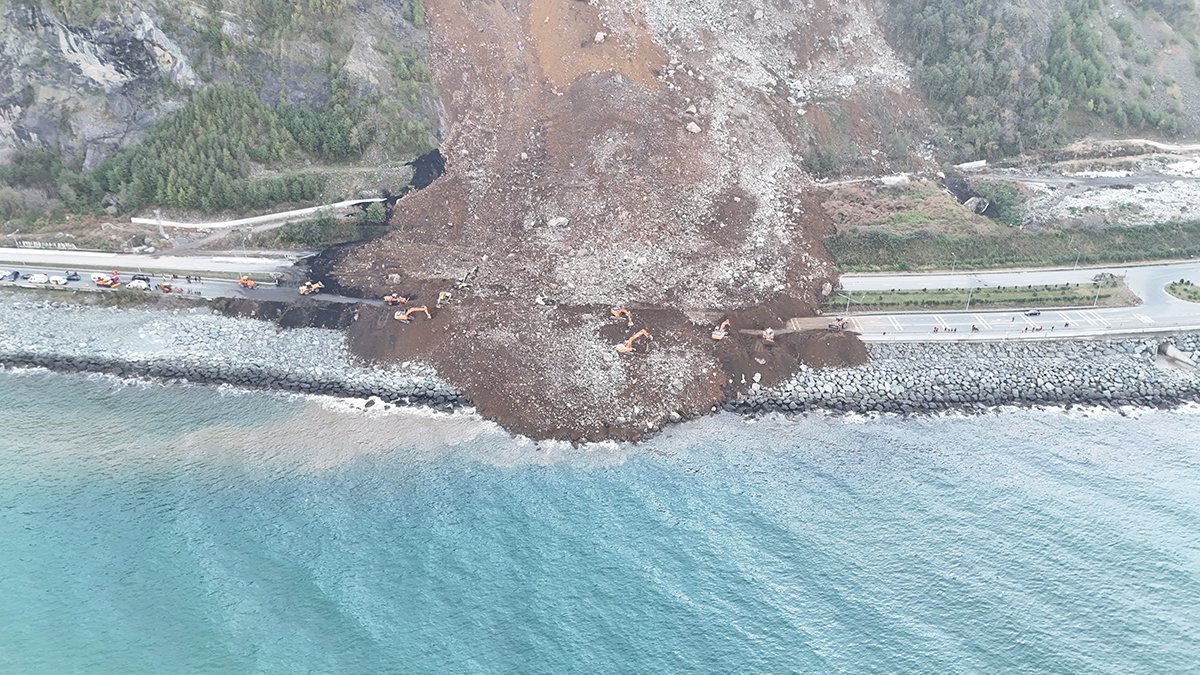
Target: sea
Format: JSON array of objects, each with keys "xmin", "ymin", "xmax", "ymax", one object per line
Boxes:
[{"xmin": 1, "ymin": 368, "xmax": 1198, "ymax": 674}]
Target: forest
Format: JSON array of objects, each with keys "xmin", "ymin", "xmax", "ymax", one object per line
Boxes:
[
  {"xmin": 887, "ymin": 0, "xmax": 1188, "ymax": 157},
  {"xmin": 1, "ymin": 84, "xmax": 433, "ymax": 221}
]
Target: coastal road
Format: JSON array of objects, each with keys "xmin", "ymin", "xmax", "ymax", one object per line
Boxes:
[
  {"xmin": 0, "ymin": 247, "xmax": 304, "ymax": 276},
  {"xmin": 0, "ymin": 248, "xmax": 367, "ymax": 305},
  {"xmin": 815, "ymin": 261, "xmax": 1200, "ymax": 342}
]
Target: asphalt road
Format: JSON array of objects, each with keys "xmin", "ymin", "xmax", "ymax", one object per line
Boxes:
[
  {"xmin": 3, "ymin": 247, "xmax": 1198, "ymax": 341},
  {"xmin": 0, "ymin": 247, "xmax": 303, "ymax": 276},
  {"xmin": 0, "ymin": 249, "xmax": 363, "ymax": 304},
  {"xmin": 822, "ymin": 261, "xmax": 1200, "ymax": 342}
]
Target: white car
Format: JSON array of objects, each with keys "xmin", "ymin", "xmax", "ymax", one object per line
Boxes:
[
  {"xmin": 0, "ymin": 270, "xmax": 9, "ymax": 280},
  {"xmin": 49, "ymin": 275, "xmax": 68, "ymax": 285},
  {"xmin": 127, "ymin": 279, "xmax": 150, "ymax": 291},
  {"xmin": 28, "ymin": 273, "xmax": 49, "ymax": 284},
  {"xmin": 90, "ymin": 272, "xmax": 109, "ymax": 282}
]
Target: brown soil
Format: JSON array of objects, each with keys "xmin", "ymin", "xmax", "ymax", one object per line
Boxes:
[{"xmin": 318, "ymin": 0, "xmax": 906, "ymax": 441}]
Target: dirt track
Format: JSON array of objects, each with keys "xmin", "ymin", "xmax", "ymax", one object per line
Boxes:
[{"xmin": 320, "ymin": 0, "xmax": 903, "ymax": 440}]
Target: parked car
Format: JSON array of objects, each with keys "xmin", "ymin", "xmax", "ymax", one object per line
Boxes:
[
  {"xmin": 1023, "ymin": 309, "xmax": 1042, "ymax": 316},
  {"xmin": 28, "ymin": 273, "xmax": 49, "ymax": 284},
  {"xmin": 90, "ymin": 272, "xmax": 109, "ymax": 282},
  {"xmin": 65, "ymin": 271, "xmax": 81, "ymax": 281},
  {"xmin": 20, "ymin": 273, "xmax": 32, "ymax": 280},
  {"xmin": 6, "ymin": 271, "xmax": 18, "ymax": 282},
  {"xmin": 130, "ymin": 274, "xmax": 152, "ymax": 283},
  {"xmin": 49, "ymin": 275, "xmax": 68, "ymax": 285},
  {"xmin": 127, "ymin": 279, "xmax": 150, "ymax": 291}
]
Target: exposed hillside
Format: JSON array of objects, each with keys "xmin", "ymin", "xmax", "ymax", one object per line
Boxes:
[{"xmin": 0, "ymin": 0, "xmax": 437, "ymax": 226}]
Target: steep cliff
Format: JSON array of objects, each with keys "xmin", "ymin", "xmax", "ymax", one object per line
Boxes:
[{"xmin": 0, "ymin": 0, "xmax": 437, "ymax": 222}]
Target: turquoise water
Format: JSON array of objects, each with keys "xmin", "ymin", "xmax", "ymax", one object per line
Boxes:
[{"xmin": 1, "ymin": 369, "xmax": 1198, "ymax": 673}]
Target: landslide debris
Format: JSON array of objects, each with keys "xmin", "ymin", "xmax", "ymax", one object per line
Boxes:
[{"xmin": 325, "ymin": 0, "xmax": 916, "ymax": 440}]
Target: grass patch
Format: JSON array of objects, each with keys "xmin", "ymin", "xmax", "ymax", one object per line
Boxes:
[
  {"xmin": 827, "ymin": 221, "xmax": 1200, "ymax": 271},
  {"xmin": 824, "ymin": 280, "xmax": 1135, "ymax": 313},
  {"xmin": 1167, "ymin": 279, "xmax": 1200, "ymax": 302}
]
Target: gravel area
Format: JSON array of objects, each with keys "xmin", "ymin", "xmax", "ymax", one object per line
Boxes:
[
  {"xmin": 0, "ymin": 300, "xmax": 464, "ymax": 408},
  {"xmin": 736, "ymin": 337, "xmax": 1200, "ymax": 415},
  {"xmin": 4, "ymin": 299, "xmax": 1200, "ymax": 433}
]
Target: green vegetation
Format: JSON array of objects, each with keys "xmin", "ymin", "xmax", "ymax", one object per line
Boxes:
[
  {"xmin": 824, "ymin": 280, "xmax": 1134, "ymax": 313},
  {"xmin": 826, "ymin": 220, "xmax": 1200, "ymax": 271},
  {"xmin": 888, "ymin": 0, "xmax": 1188, "ymax": 157},
  {"xmin": 0, "ymin": 84, "xmax": 434, "ymax": 225},
  {"xmin": 1167, "ymin": 279, "xmax": 1200, "ymax": 302},
  {"xmin": 267, "ymin": 206, "xmax": 390, "ymax": 248},
  {"xmin": 969, "ymin": 182, "xmax": 1023, "ymax": 226}
]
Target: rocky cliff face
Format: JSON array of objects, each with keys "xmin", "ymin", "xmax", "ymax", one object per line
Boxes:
[{"xmin": 0, "ymin": 0, "xmax": 436, "ymax": 167}]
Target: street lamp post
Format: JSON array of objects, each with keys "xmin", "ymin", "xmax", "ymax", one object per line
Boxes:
[
  {"xmin": 1073, "ymin": 249, "xmax": 1081, "ymax": 271},
  {"xmin": 966, "ymin": 286, "xmax": 974, "ymax": 311},
  {"xmin": 951, "ymin": 252, "xmax": 957, "ymax": 274}
]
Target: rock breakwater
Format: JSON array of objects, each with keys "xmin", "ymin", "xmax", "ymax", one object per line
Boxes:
[
  {"xmin": 736, "ymin": 337, "xmax": 1200, "ymax": 415},
  {"xmin": 0, "ymin": 300, "xmax": 465, "ymax": 409},
  {"xmin": 4, "ymin": 298, "xmax": 1200, "ymax": 430}
]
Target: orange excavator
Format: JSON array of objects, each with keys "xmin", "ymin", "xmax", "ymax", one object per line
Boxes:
[
  {"xmin": 239, "ymin": 276, "xmax": 257, "ymax": 289},
  {"xmin": 384, "ymin": 293, "xmax": 408, "ymax": 306},
  {"xmin": 711, "ymin": 319, "xmax": 731, "ymax": 341},
  {"xmin": 610, "ymin": 306, "xmax": 633, "ymax": 327},
  {"xmin": 828, "ymin": 317, "xmax": 849, "ymax": 331},
  {"xmin": 95, "ymin": 276, "xmax": 120, "ymax": 289},
  {"xmin": 395, "ymin": 305, "xmax": 432, "ymax": 323},
  {"xmin": 616, "ymin": 329, "xmax": 651, "ymax": 354},
  {"xmin": 761, "ymin": 328, "xmax": 776, "ymax": 345}
]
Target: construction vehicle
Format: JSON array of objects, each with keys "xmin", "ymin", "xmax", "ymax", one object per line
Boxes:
[
  {"xmin": 827, "ymin": 317, "xmax": 849, "ymax": 331},
  {"xmin": 158, "ymin": 282, "xmax": 175, "ymax": 294},
  {"xmin": 384, "ymin": 293, "xmax": 409, "ymax": 306},
  {"xmin": 454, "ymin": 266, "xmax": 479, "ymax": 290},
  {"xmin": 616, "ymin": 329, "xmax": 651, "ymax": 354},
  {"xmin": 394, "ymin": 305, "xmax": 432, "ymax": 323},
  {"xmin": 437, "ymin": 291, "xmax": 453, "ymax": 308},
  {"xmin": 239, "ymin": 276, "xmax": 257, "ymax": 289},
  {"xmin": 95, "ymin": 276, "xmax": 120, "ymax": 289},
  {"xmin": 711, "ymin": 320, "xmax": 731, "ymax": 341},
  {"xmin": 299, "ymin": 281, "xmax": 325, "ymax": 296},
  {"xmin": 610, "ymin": 306, "xmax": 633, "ymax": 327},
  {"xmin": 761, "ymin": 328, "xmax": 776, "ymax": 345}
]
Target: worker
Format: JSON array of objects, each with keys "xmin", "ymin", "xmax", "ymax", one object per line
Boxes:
[{"xmin": 762, "ymin": 328, "xmax": 775, "ymax": 344}]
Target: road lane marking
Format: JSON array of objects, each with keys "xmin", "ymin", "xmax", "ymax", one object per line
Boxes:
[
  {"xmin": 1083, "ymin": 310, "xmax": 1111, "ymax": 326},
  {"xmin": 888, "ymin": 316, "xmax": 903, "ymax": 332},
  {"xmin": 935, "ymin": 315, "xmax": 950, "ymax": 330},
  {"xmin": 973, "ymin": 314, "xmax": 992, "ymax": 330},
  {"xmin": 1134, "ymin": 313, "xmax": 1154, "ymax": 324}
]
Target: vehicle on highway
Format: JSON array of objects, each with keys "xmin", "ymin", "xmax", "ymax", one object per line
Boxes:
[
  {"xmin": 28, "ymin": 273, "xmax": 49, "ymax": 284},
  {"xmin": 131, "ymin": 274, "xmax": 152, "ymax": 284},
  {"xmin": 0, "ymin": 270, "xmax": 8, "ymax": 280},
  {"xmin": 90, "ymin": 272, "xmax": 109, "ymax": 282},
  {"xmin": 127, "ymin": 279, "xmax": 150, "ymax": 291},
  {"xmin": 6, "ymin": 271, "xmax": 17, "ymax": 281},
  {"xmin": 20, "ymin": 273, "xmax": 32, "ymax": 280},
  {"xmin": 49, "ymin": 275, "xmax": 68, "ymax": 285},
  {"xmin": 1024, "ymin": 309, "xmax": 1042, "ymax": 316},
  {"xmin": 65, "ymin": 271, "xmax": 81, "ymax": 281}
]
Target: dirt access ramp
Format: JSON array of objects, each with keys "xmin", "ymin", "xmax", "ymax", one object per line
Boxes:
[{"xmin": 326, "ymin": 0, "xmax": 911, "ymax": 440}]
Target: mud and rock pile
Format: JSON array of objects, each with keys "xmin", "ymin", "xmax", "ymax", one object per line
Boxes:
[{"xmin": 320, "ymin": 0, "xmax": 927, "ymax": 440}]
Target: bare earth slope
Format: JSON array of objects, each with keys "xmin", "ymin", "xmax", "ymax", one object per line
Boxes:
[{"xmin": 326, "ymin": 0, "xmax": 909, "ymax": 440}]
